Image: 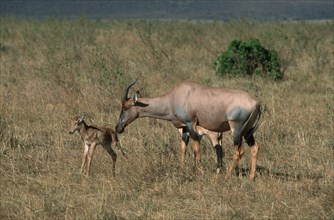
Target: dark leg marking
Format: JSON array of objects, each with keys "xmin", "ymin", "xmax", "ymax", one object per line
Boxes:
[
  {"xmin": 215, "ymin": 144, "xmax": 224, "ymax": 172},
  {"xmin": 186, "ymin": 122, "xmax": 199, "ymax": 141}
]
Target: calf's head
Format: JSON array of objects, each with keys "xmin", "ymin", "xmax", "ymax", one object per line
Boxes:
[{"xmin": 69, "ymin": 116, "xmax": 85, "ymax": 134}]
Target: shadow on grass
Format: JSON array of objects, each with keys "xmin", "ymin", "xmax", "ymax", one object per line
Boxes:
[{"xmin": 237, "ymin": 165, "xmax": 325, "ymax": 181}]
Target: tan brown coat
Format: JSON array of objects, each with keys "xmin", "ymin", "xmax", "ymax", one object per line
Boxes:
[
  {"xmin": 116, "ymin": 80, "xmax": 261, "ymax": 180},
  {"xmin": 69, "ymin": 116, "xmax": 127, "ymax": 177}
]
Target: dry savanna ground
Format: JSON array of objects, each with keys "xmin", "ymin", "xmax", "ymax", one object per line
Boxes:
[{"xmin": 0, "ymin": 18, "xmax": 333, "ymax": 219}]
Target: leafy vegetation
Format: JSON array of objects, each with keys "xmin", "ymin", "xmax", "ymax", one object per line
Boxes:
[{"xmin": 213, "ymin": 39, "xmax": 283, "ymax": 80}]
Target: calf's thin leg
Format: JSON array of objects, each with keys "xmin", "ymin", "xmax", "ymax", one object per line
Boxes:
[
  {"xmin": 81, "ymin": 144, "xmax": 89, "ymax": 174},
  {"xmin": 103, "ymin": 143, "xmax": 117, "ymax": 177},
  {"xmin": 86, "ymin": 143, "xmax": 97, "ymax": 176}
]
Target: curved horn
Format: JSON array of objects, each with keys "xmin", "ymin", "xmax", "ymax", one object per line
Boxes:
[{"xmin": 123, "ymin": 79, "xmax": 138, "ymax": 100}]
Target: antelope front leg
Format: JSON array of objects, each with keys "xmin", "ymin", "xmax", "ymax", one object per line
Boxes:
[
  {"xmin": 86, "ymin": 143, "xmax": 97, "ymax": 176},
  {"xmin": 179, "ymin": 128, "xmax": 189, "ymax": 168},
  {"xmin": 81, "ymin": 144, "xmax": 89, "ymax": 174},
  {"xmin": 214, "ymin": 144, "xmax": 223, "ymax": 173}
]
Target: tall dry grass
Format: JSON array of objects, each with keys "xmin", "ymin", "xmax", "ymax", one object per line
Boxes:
[{"xmin": 0, "ymin": 17, "xmax": 333, "ymax": 219}]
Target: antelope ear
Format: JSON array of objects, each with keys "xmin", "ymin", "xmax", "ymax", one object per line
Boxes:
[{"xmin": 132, "ymin": 91, "xmax": 140, "ymax": 103}]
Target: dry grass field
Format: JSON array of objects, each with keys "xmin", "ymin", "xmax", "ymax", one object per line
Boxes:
[{"xmin": 0, "ymin": 18, "xmax": 333, "ymax": 219}]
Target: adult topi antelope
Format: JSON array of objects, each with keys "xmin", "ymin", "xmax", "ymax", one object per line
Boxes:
[{"xmin": 116, "ymin": 80, "xmax": 261, "ymax": 180}]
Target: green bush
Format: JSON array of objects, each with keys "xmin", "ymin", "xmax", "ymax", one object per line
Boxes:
[{"xmin": 213, "ymin": 39, "xmax": 283, "ymax": 80}]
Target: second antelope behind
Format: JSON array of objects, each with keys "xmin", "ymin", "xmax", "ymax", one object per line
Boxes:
[{"xmin": 69, "ymin": 116, "xmax": 127, "ymax": 177}]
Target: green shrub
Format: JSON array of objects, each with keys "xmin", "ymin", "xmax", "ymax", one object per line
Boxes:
[{"xmin": 213, "ymin": 39, "xmax": 283, "ymax": 80}]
